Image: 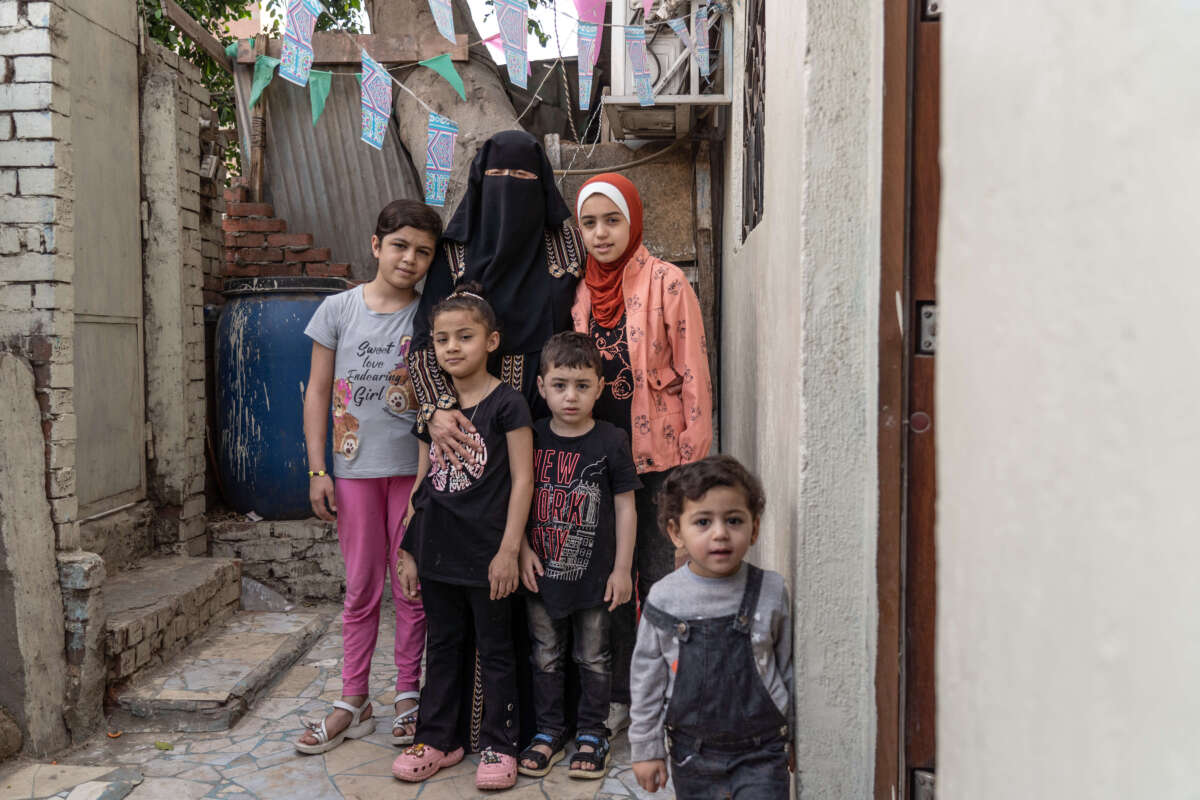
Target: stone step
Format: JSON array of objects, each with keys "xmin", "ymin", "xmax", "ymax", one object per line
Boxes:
[
  {"xmin": 104, "ymin": 556, "xmax": 242, "ymax": 685},
  {"xmin": 106, "ymin": 609, "xmax": 331, "ymax": 733}
]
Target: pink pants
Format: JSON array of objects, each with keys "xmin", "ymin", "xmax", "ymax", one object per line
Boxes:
[{"xmin": 334, "ymin": 475, "xmax": 425, "ymax": 697}]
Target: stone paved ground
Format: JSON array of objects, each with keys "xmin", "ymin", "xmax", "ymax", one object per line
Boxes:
[{"xmin": 1, "ymin": 604, "xmax": 674, "ymax": 800}]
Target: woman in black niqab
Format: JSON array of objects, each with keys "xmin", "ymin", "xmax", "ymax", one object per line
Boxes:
[
  {"xmin": 411, "ymin": 131, "xmax": 581, "ymax": 408},
  {"xmin": 404, "ymin": 131, "xmax": 585, "ymax": 755}
]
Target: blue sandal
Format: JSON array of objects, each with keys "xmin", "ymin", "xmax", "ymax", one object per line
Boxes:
[
  {"xmin": 567, "ymin": 732, "xmax": 611, "ymax": 779},
  {"xmin": 517, "ymin": 732, "xmax": 567, "ymax": 777}
]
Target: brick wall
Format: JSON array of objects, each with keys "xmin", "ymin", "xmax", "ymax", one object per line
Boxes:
[
  {"xmin": 0, "ymin": 0, "xmax": 78, "ymax": 550},
  {"xmin": 222, "ymin": 186, "xmax": 350, "ymax": 280},
  {"xmin": 140, "ymin": 44, "xmax": 212, "ymax": 556},
  {"xmin": 210, "ymin": 518, "xmax": 344, "ymax": 602}
]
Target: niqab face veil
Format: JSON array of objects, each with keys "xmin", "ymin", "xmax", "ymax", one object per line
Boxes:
[{"xmin": 442, "ymin": 130, "xmax": 572, "ymax": 355}]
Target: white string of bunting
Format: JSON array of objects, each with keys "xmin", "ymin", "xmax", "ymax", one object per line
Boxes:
[{"xmin": 242, "ymin": 0, "xmax": 719, "ymax": 206}]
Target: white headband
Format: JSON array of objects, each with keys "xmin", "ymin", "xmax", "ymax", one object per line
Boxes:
[{"xmin": 576, "ymin": 182, "xmax": 631, "ymax": 223}]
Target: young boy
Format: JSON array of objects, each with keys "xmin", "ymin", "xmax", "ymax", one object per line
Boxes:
[
  {"xmin": 517, "ymin": 332, "xmax": 640, "ymax": 779},
  {"xmin": 629, "ymin": 455, "xmax": 794, "ymax": 797}
]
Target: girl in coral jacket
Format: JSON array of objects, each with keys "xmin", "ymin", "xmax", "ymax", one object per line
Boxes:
[{"xmin": 570, "ymin": 173, "xmax": 714, "ymax": 731}]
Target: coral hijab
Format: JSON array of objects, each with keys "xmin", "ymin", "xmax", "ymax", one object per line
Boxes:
[{"xmin": 577, "ymin": 173, "xmax": 644, "ymax": 329}]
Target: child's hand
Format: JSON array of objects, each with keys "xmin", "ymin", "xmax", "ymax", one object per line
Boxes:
[
  {"xmin": 519, "ymin": 542, "xmax": 543, "ymax": 593},
  {"xmin": 604, "ymin": 568, "xmax": 633, "ymax": 612},
  {"xmin": 397, "ymin": 551, "xmax": 421, "ymax": 601},
  {"xmin": 488, "ymin": 548, "xmax": 520, "ymax": 600},
  {"xmin": 633, "ymin": 760, "xmax": 668, "ymax": 793},
  {"xmin": 309, "ymin": 475, "xmax": 337, "ymax": 521}
]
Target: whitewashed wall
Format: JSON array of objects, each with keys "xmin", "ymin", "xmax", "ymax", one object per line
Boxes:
[
  {"xmin": 938, "ymin": 2, "xmax": 1200, "ymax": 796},
  {"xmin": 720, "ymin": 0, "xmax": 884, "ymax": 795}
]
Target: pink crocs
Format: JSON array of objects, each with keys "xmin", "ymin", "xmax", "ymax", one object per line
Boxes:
[
  {"xmin": 475, "ymin": 747, "xmax": 518, "ymax": 790},
  {"xmin": 391, "ymin": 742, "xmax": 464, "ymax": 783}
]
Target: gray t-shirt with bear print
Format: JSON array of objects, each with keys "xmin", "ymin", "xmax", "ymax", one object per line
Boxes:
[{"xmin": 304, "ymin": 285, "xmax": 421, "ymax": 478}]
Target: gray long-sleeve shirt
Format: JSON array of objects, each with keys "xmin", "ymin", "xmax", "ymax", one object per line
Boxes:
[{"xmin": 627, "ymin": 562, "xmax": 794, "ymax": 763}]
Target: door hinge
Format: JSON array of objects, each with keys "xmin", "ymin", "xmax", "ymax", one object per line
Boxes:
[
  {"xmin": 917, "ymin": 302, "xmax": 937, "ymax": 355},
  {"xmin": 913, "ymin": 770, "xmax": 936, "ymax": 800},
  {"xmin": 145, "ymin": 422, "xmax": 155, "ymax": 461},
  {"xmin": 140, "ymin": 200, "xmax": 150, "ymax": 241}
]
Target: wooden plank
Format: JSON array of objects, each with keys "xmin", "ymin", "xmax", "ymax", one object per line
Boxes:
[
  {"xmin": 236, "ymin": 32, "xmax": 468, "ymax": 65},
  {"xmin": 248, "ymin": 35, "xmax": 267, "ymax": 203},
  {"xmin": 904, "ymin": 16, "xmax": 941, "ymax": 776},
  {"xmin": 162, "ymin": 0, "xmax": 232, "ymax": 72},
  {"xmin": 874, "ymin": 0, "xmax": 911, "ymax": 795},
  {"xmin": 693, "ymin": 140, "xmax": 718, "ymax": 434}
]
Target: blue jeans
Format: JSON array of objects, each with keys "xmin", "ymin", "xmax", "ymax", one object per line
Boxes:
[{"xmin": 668, "ymin": 733, "xmax": 791, "ymax": 800}]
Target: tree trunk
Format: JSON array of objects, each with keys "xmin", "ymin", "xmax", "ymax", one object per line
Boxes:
[{"xmin": 374, "ymin": 0, "xmax": 524, "ymax": 219}]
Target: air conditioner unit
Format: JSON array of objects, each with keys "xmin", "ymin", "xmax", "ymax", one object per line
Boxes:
[{"xmin": 603, "ymin": 0, "xmax": 732, "ymax": 140}]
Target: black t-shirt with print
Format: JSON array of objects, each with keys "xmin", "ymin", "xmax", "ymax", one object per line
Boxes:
[
  {"xmin": 589, "ymin": 312, "xmax": 634, "ymax": 438},
  {"xmin": 403, "ymin": 383, "xmax": 532, "ymax": 587},
  {"xmin": 527, "ymin": 418, "xmax": 642, "ymax": 618}
]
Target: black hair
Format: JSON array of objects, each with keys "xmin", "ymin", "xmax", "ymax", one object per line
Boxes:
[
  {"xmin": 430, "ymin": 281, "xmax": 499, "ymax": 335},
  {"xmin": 539, "ymin": 331, "xmax": 602, "ymax": 377},
  {"xmin": 374, "ymin": 198, "xmax": 443, "ymax": 242},
  {"xmin": 656, "ymin": 455, "xmax": 767, "ymax": 534}
]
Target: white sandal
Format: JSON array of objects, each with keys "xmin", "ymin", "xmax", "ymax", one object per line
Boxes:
[
  {"xmin": 295, "ymin": 698, "xmax": 376, "ymax": 755},
  {"xmin": 390, "ymin": 690, "xmax": 420, "ymax": 746}
]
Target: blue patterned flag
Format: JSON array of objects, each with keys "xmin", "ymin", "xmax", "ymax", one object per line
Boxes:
[
  {"xmin": 428, "ymin": 0, "xmax": 456, "ymax": 45},
  {"xmin": 360, "ymin": 49, "xmax": 392, "ymax": 150},
  {"xmin": 279, "ymin": 0, "xmax": 321, "ymax": 86},
  {"xmin": 625, "ymin": 26, "xmax": 654, "ymax": 106},
  {"xmin": 425, "ymin": 112, "xmax": 458, "ymax": 207},
  {"xmin": 577, "ymin": 21, "xmax": 601, "ymax": 110},
  {"xmin": 494, "ymin": 0, "xmax": 528, "ymax": 89},
  {"xmin": 666, "ymin": 17, "xmax": 694, "ymax": 55},
  {"xmin": 695, "ymin": 6, "xmax": 711, "ymax": 76}
]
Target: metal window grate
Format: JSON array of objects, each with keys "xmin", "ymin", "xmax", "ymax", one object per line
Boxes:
[{"xmin": 742, "ymin": 0, "xmax": 766, "ymax": 239}]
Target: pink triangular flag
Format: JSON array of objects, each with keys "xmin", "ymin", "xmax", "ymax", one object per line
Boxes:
[
  {"xmin": 642, "ymin": 0, "xmax": 653, "ymax": 17},
  {"xmin": 573, "ymin": 0, "xmax": 605, "ymax": 24}
]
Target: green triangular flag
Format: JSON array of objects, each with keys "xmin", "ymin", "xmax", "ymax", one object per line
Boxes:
[
  {"xmin": 309, "ymin": 70, "xmax": 332, "ymax": 125},
  {"xmin": 418, "ymin": 53, "xmax": 466, "ymax": 102},
  {"xmin": 250, "ymin": 55, "xmax": 281, "ymax": 108},
  {"xmin": 224, "ymin": 39, "xmax": 238, "ymax": 62}
]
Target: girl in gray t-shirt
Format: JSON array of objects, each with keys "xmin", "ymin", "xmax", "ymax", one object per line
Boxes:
[{"xmin": 295, "ymin": 200, "xmax": 441, "ymax": 756}]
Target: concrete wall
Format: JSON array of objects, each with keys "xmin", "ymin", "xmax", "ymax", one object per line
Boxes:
[
  {"xmin": 0, "ymin": 353, "xmax": 69, "ymax": 755},
  {"xmin": 937, "ymin": 2, "xmax": 1200, "ymax": 796},
  {"xmin": 719, "ymin": 0, "xmax": 883, "ymax": 795}
]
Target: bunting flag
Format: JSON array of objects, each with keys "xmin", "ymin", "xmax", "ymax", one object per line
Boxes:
[
  {"xmin": 577, "ymin": 21, "xmax": 600, "ymax": 110},
  {"xmin": 428, "ymin": 0, "xmax": 456, "ymax": 45},
  {"xmin": 696, "ymin": 6, "xmax": 711, "ymax": 76},
  {"xmin": 360, "ymin": 49, "xmax": 392, "ymax": 150},
  {"xmin": 250, "ymin": 55, "xmax": 281, "ymax": 107},
  {"xmin": 625, "ymin": 26, "xmax": 654, "ymax": 106},
  {"xmin": 666, "ymin": 17, "xmax": 694, "ymax": 55},
  {"xmin": 494, "ymin": 0, "xmax": 528, "ymax": 89},
  {"xmin": 642, "ymin": 0, "xmax": 654, "ymax": 17},
  {"xmin": 418, "ymin": 53, "xmax": 466, "ymax": 101},
  {"xmin": 308, "ymin": 69, "xmax": 331, "ymax": 124},
  {"xmin": 573, "ymin": 0, "xmax": 605, "ymax": 26},
  {"xmin": 425, "ymin": 112, "xmax": 458, "ymax": 206},
  {"xmin": 279, "ymin": 0, "xmax": 321, "ymax": 86}
]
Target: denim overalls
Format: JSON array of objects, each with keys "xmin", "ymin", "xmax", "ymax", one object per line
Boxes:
[{"xmin": 642, "ymin": 565, "xmax": 790, "ymax": 799}]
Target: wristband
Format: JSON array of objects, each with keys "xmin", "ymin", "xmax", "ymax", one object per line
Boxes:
[{"xmin": 307, "ymin": 470, "xmax": 327, "ymax": 478}]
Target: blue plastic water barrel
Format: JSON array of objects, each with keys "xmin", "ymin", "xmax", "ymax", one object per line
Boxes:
[{"xmin": 215, "ymin": 276, "xmax": 346, "ymax": 519}]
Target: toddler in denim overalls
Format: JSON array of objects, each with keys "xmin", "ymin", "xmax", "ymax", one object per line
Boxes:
[{"xmin": 629, "ymin": 456, "xmax": 794, "ymax": 798}]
